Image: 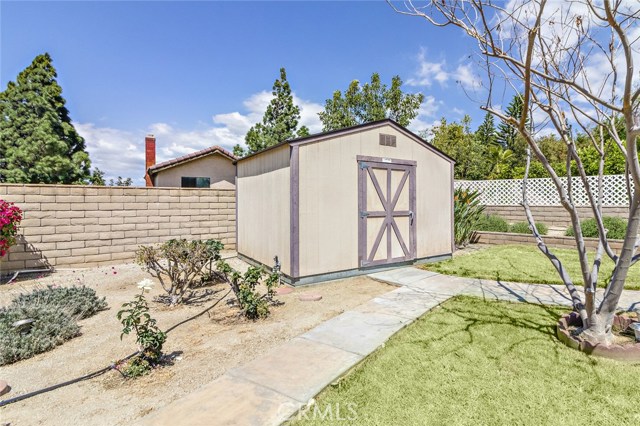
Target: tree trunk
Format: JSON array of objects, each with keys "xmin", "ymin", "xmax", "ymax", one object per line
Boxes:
[{"xmin": 582, "ymin": 193, "xmax": 640, "ymax": 343}]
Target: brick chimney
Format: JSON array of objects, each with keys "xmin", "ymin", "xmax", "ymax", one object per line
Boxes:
[{"xmin": 145, "ymin": 134, "xmax": 156, "ymax": 187}]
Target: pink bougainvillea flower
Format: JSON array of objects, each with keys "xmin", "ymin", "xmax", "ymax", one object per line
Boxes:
[{"xmin": 0, "ymin": 200, "xmax": 22, "ymax": 258}]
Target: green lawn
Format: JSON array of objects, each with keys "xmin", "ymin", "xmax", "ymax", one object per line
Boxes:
[
  {"xmin": 289, "ymin": 297, "xmax": 640, "ymax": 426},
  {"xmin": 424, "ymin": 244, "xmax": 640, "ymax": 290}
]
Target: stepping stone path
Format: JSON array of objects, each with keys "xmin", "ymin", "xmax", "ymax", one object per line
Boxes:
[{"xmin": 275, "ymin": 287, "xmax": 294, "ymax": 295}]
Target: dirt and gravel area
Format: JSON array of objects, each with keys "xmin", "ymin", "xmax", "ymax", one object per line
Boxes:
[{"xmin": 0, "ymin": 257, "xmax": 393, "ymax": 426}]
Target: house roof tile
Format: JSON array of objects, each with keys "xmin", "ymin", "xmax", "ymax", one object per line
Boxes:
[{"xmin": 148, "ymin": 145, "xmax": 237, "ymax": 175}]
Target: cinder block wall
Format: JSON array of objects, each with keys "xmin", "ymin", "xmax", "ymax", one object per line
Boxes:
[
  {"xmin": 473, "ymin": 231, "xmax": 624, "ymax": 251},
  {"xmin": 484, "ymin": 205, "xmax": 629, "ymax": 227},
  {"xmin": 0, "ymin": 184, "xmax": 236, "ymax": 273}
]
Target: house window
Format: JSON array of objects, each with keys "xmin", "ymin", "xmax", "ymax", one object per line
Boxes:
[
  {"xmin": 181, "ymin": 177, "xmax": 211, "ymax": 188},
  {"xmin": 379, "ymin": 133, "xmax": 397, "ymax": 147}
]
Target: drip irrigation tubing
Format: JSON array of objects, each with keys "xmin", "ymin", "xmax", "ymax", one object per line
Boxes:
[{"xmin": 0, "ymin": 288, "xmax": 231, "ymax": 408}]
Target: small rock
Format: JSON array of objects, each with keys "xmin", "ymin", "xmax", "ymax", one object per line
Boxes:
[
  {"xmin": 0, "ymin": 380, "xmax": 10, "ymax": 397},
  {"xmin": 275, "ymin": 287, "xmax": 294, "ymax": 295},
  {"xmin": 298, "ymin": 294, "xmax": 322, "ymax": 302}
]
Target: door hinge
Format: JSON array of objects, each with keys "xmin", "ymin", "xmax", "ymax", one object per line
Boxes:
[
  {"xmin": 360, "ymin": 211, "xmax": 369, "ymax": 218},
  {"xmin": 359, "ymin": 162, "xmax": 368, "ymax": 169}
]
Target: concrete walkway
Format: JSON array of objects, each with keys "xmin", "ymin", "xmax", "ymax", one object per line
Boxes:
[
  {"xmin": 141, "ymin": 269, "xmax": 640, "ymax": 426},
  {"xmin": 369, "ymin": 268, "xmax": 640, "ymax": 311}
]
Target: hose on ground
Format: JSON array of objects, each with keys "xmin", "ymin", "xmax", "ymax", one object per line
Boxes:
[{"xmin": 0, "ymin": 288, "xmax": 231, "ymax": 407}]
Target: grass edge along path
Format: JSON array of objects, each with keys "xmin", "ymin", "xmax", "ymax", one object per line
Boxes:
[
  {"xmin": 423, "ymin": 244, "xmax": 640, "ymax": 291},
  {"xmin": 289, "ymin": 296, "xmax": 640, "ymax": 426}
]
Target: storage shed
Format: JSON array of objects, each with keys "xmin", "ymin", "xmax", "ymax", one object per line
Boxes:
[{"xmin": 236, "ymin": 119, "xmax": 454, "ymax": 285}]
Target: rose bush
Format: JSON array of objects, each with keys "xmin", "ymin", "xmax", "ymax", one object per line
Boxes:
[{"xmin": 0, "ymin": 200, "xmax": 23, "ymax": 257}]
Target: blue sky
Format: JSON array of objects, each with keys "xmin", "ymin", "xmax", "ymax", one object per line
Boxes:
[{"xmin": 2, "ymin": 0, "xmax": 489, "ymax": 184}]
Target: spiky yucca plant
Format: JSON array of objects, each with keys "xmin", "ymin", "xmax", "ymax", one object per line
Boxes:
[{"xmin": 453, "ymin": 187, "xmax": 485, "ymax": 248}]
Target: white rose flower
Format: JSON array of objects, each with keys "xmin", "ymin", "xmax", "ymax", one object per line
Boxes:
[{"xmin": 137, "ymin": 278, "xmax": 154, "ymax": 291}]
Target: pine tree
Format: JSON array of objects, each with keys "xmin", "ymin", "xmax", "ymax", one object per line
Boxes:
[
  {"xmin": 476, "ymin": 112, "xmax": 498, "ymax": 146},
  {"xmin": 319, "ymin": 73, "xmax": 424, "ymax": 131},
  {"xmin": 232, "ymin": 144, "xmax": 245, "ymax": 158},
  {"xmin": 89, "ymin": 168, "xmax": 106, "ymax": 185},
  {"xmin": 0, "ymin": 53, "xmax": 92, "ymax": 183},
  {"xmin": 243, "ymin": 68, "xmax": 309, "ymax": 155},
  {"xmin": 496, "ymin": 95, "xmax": 528, "ymax": 151}
]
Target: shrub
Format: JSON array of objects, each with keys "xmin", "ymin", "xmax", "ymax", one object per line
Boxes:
[
  {"xmin": 12, "ymin": 285, "xmax": 107, "ymax": 319},
  {"xmin": 117, "ymin": 282, "xmax": 166, "ymax": 378},
  {"xmin": 0, "ymin": 285, "xmax": 107, "ymax": 365},
  {"xmin": 453, "ymin": 187, "xmax": 485, "ymax": 248},
  {"xmin": 136, "ymin": 239, "xmax": 223, "ymax": 305},
  {"xmin": 137, "ymin": 239, "xmax": 283, "ymax": 318},
  {"xmin": 565, "ymin": 216, "xmax": 627, "ymax": 240},
  {"xmin": 474, "ymin": 214, "xmax": 510, "ymax": 232},
  {"xmin": 509, "ymin": 221, "xmax": 549, "ymax": 236},
  {"xmin": 0, "ymin": 200, "xmax": 23, "ymax": 257},
  {"xmin": 216, "ymin": 259, "xmax": 282, "ymax": 320}
]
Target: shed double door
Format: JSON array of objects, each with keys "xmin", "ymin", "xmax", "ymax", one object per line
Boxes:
[{"xmin": 358, "ymin": 156, "xmax": 417, "ymax": 267}]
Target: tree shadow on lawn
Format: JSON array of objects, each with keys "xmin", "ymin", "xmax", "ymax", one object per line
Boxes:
[
  {"xmin": 293, "ymin": 297, "xmax": 636, "ymax": 426},
  {"xmin": 405, "ymin": 296, "xmax": 606, "ymax": 378}
]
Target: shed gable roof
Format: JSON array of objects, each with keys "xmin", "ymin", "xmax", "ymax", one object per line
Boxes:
[
  {"xmin": 234, "ymin": 119, "xmax": 455, "ymax": 165},
  {"xmin": 148, "ymin": 145, "xmax": 237, "ymax": 175}
]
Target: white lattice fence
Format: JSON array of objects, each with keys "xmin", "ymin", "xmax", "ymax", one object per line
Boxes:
[{"xmin": 455, "ymin": 174, "xmax": 631, "ymax": 206}]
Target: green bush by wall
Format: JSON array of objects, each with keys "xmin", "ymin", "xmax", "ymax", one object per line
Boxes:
[
  {"xmin": 474, "ymin": 214, "xmax": 510, "ymax": 232},
  {"xmin": 509, "ymin": 221, "xmax": 549, "ymax": 235},
  {"xmin": 565, "ymin": 216, "xmax": 627, "ymax": 240}
]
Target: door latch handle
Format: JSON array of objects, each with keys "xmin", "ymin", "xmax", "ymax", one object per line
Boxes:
[{"xmin": 409, "ymin": 210, "xmax": 414, "ymax": 224}]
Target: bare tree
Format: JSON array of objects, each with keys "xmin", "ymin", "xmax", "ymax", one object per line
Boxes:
[{"xmin": 390, "ymin": 0, "xmax": 639, "ymax": 344}]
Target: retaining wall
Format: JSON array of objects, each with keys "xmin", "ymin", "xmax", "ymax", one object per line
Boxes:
[
  {"xmin": 473, "ymin": 231, "xmax": 624, "ymax": 251},
  {"xmin": 484, "ymin": 205, "xmax": 629, "ymax": 228},
  {"xmin": 0, "ymin": 184, "xmax": 235, "ymax": 273}
]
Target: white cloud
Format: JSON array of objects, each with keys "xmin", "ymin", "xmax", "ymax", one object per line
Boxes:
[
  {"xmin": 148, "ymin": 122, "xmax": 173, "ymax": 136},
  {"xmin": 408, "ymin": 95, "xmax": 442, "ymax": 133},
  {"xmin": 454, "ymin": 64, "xmax": 482, "ymax": 90},
  {"xmin": 407, "ymin": 49, "xmax": 449, "ymax": 87},
  {"xmin": 419, "ymin": 95, "xmax": 440, "ymax": 118},
  {"xmin": 77, "ymin": 91, "xmax": 323, "ymax": 186},
  {"xmin": 408, "ymin": 48, "xmax": 484, "ymax": 92},
  {"xmin": 75, "ymin": 123, "xmax": 145, "ymax": 184},
  {"xmin": 295, "ymin": 95, "xmax": 324, "ymax": 134}
]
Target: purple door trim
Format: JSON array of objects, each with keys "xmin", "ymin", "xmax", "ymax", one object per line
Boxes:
[
  {"xmin": 290, "ymin": 145, "xmax": 300, "ymax": 278},
  {"xmin": 410, "ymin": 165, "xmax": 418, "ymax": 257},
  {"xmin": 357, "ymin": 161, "xmax": 367, "ymax": 267},
  {"xmin": 358, "ymin": 157, "xmax": 417, "ymax": 268},
  {"xmin": 357, "ymin": 155, "xmax": 417, "ymax": 167}
]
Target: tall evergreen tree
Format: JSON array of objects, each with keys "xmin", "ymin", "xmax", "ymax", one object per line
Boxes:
[
  {"xmin": 476, "ymin": 112, "xmax": 497, "ymax": 146},
  {"xmin": 235, "ymin": 68, "xmax": 309, "ymax": 156},
  {"xmin": 319, "ymin": 73, "xmax": 424, "ymax": 131},
  {"xmin": 496, "ymin": 95, "xmax": 528, "ymax": 151},
  {"xmin": 0, "ymin": 53, "xmax": 92, "ymax": 183}
]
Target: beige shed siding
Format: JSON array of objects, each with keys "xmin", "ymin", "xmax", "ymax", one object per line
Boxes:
[
  {"xmin": 297, "ymin": 125, "xmax": 452, "ymax": 277},
  {"xmin": 237, "ymin": 145, "xmax": 291, "ymax": 275},
  {"xmin": 154, "ymin": 154, "xmax": 236, "ymax": 187}
]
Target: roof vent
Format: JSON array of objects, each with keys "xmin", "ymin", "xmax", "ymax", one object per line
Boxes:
[{"xmin": 379, "ymin": 133, "xmax": 396, "ymax": 147}]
